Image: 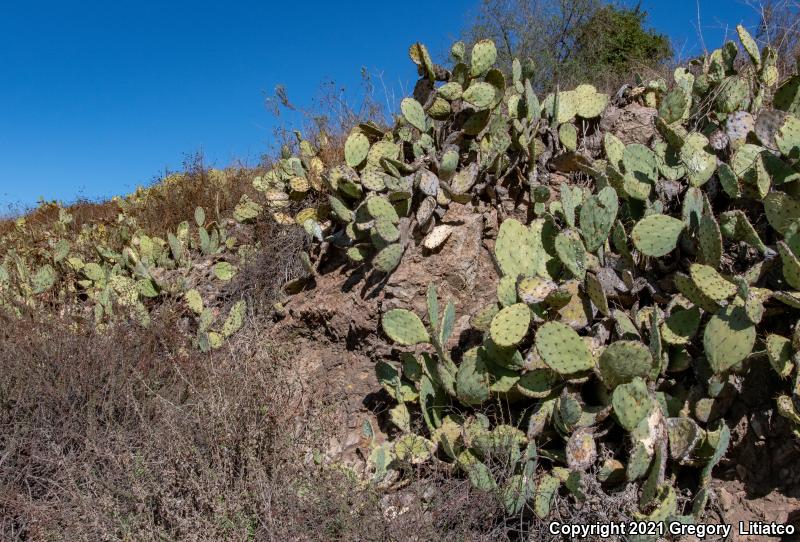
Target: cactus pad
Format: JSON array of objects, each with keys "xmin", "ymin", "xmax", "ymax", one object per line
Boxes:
[
  {"xmin": 611, "ymin": 377, "xmax": 653, "ymax": 431},
  {"xmin": 382, "ymin": 308, "xmax": 430, "ymax": 345},
  {"xmin": 690, "ymin": 264, "xmax": 737, "ymax": 301},
  {"xmin": 400, "ymin": 97, "xmax": 426, "ymax": 131},
  {"xmin": 704, "ymin": 305, "xmax": 756, "ymax": 373},
  {"xmin": 579, "ymin": 186, "xmax": 618, "ymax": 252},
  {"xmin": 489, "ymin": 303, "xmax": 531, "ymax": 347},
  {"xmin": 535, "ymin": 321, "xmax": 593, "ymax": 374},
  {"xmin": 470, "ymin": 39, "xmax": 497, "ymax": 77},
  {"xmin": 344, "ymin": 132, "xmax": 370, "ymax": 168},
  {"xmin": 495, "ymin": 218, "xmax": 538, "ymax": 279},
  {"xmin": 765, "ymin": 334, "xmax": 794, "ymax": 377},
  {"xmin": 374, "ymin": 243, "xmax": 404, "ymax": 273},
  {"xmin": 554, "ymin": 229, "xmax": 587, "ymax": 280},
  {"xmin": 631, "ymin": 214, "xmax": 685, "ymax": 257},
  {"xmin": 599, "ymin": 340, "xmax": 654, "ymax": 389}
]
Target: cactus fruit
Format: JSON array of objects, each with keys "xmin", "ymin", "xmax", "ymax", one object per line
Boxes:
[
  {"xmin": 535, "ymin": 321, "xmax": 593, "ymax": 374},
  {"xmin": 599, "ymin": 341, "xmax": 655, "ymax": 389},
  {"xmin": 703, "ymin": 305, "xmax": 756, "ymax": 373},
  {"xmin": 631, "ymin": 214, "xmax": 685, "ymax": 257},
  {"xmin": 489, "ymin": 303, "xmax": 531, "ymax": 347}
]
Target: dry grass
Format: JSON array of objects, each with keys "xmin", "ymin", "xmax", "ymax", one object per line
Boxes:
[{"xmin": 0, "ymin": 298, "xmax": 547, "ymax": 541}]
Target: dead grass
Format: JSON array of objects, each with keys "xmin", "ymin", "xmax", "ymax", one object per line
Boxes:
[{"xmin": 0, "ymin": 298, "xmax": 549, "ymax": 541}]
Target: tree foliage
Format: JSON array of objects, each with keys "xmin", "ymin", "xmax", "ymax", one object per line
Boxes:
[{"xmin": 461, "ymin": 0, "xmax": 672, "ymax": 91}]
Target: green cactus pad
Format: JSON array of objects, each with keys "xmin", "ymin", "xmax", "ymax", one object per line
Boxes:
[
  {"xmin": 689, "ymin": 264, "xmax": 737, "ymax": 301},
  {"xmin": 221, "ymin": 300, "xmax": 246, "ymax": 338},
  {"xmin": 495, "ymin": 218, "xmax": 539, "ymax": 279},
  {"xmin": 611, "ymin": 377, "xmax": 653, "ymax": 432},
  {"xmin": 558, "ymin": 123, "xmax": 578, "ymax": 151},
  {"xmin": 659, "ymin": 88, "xmax": 689, "ymax": 124},
  {"xmin": 462, "ymin": 82, "xmax": 496, "ymax": 109},
  {"xmin": 575, "ymin": 85, "xmax": 608, "ymax": 118},
  {"xmin": 31, "ymin": 265, "xmax": 56, "ymax": 294},
  {"xmin": 631, "ymin": 214, "xmax": 685, "ymax": 257},
  {"xmin": 515, "ymin": 367, "xmax": 558, "ymax": 398},
  {"xmin": 765, "ymin": 334, "xmax": 794, "ymax": 377},
  {"xmin": 496, "ymin": 275, "xmax": 518, "ymax": 307},
  {"xmin": 764, "ymin": 191, "xmax": 800, "ymax": 234},
  {"xmin": 373, "ymin": 243, "xmax": 404, "ymax": 273},
  {"xmin": 698, "ymin": 213, "xmax": 723, "ymax": 268},
  {"xmin": 584, "ymin": 272, "xmax": 610, "ymax": 316},
  {"xmin": 736, "ymin": 24, "xmax": 761, "ymax": 64},
  {"xmin": 579, "ymin": 186, "xmax": 618, "ymax": 252},
  {"xmin": 660, "ymin": 307, "xmax": 701, "ymax": 345},
  {"xmin": 470, "ymin": 39, "xmax": 497, "ymax": 77},
  {"xmin": 554, "ymin": 229, "xmax": 587, "ymax": 280},
  {"xmin": 704, "ymin": 305, "xmax": 756, "ymax": 373},
  {"xmin": 775, "ymin": 113, "xmax": 800, "ymax": 160},
  {"xmin": 344, "ymin": 132, "xmax": 370, "ymax": 168},
  {"xmin": 400, "ymin": 97, "xmax": 426, "ymax": 131},
  {"xmin": 382, "ymin": 308, "xmax": 430, "ymax": 345},
  {"xmin": 365, "ymin": 195, "xmax": 400, "ymax": 223},
  {"xmin": 778, "ymin": 241, "xmax": 800, "ymax": 289},
  {"xmin": 456, "ymin": 349, "xmax": 491, "ymax": 405},
  {"xmin": 560, "ymin": 184, "xmax": 582, "ymax": 228},
  {"xmin": 680, "ymin": 132, "xmax": 717, "ymax": 186},
  {"xmin": 213, "ymin": 262, "xmax": 235, "ymax": 281},
  {"xmin": 489, "ymin": 303, "xmax": 531, "ymax": 347},
  {"xmin": 535, "ymin": 321, "xmax": 593, "ymax": 374},
  {"xmin": 534, "ymin": 474, "xmax": 560, "ymax": 519},
  {"xmin": 598, "ymin": 341, "xmax": 654, "ymax": 389},
  {"xmin": 623, "ymin": 143, "xmax": 658, "ymax": 180},
  {"xmin": 374, "ymin": 218, "xmax": 400, "ymax": 243},
  {"xmin": 604, "ymin": 133, "xmax": 625, "ymax": 169}
]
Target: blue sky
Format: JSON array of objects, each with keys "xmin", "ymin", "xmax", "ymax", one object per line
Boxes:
[{"xmin": 0, "ymin": 1, "xmax": 760, "ymax": 210}]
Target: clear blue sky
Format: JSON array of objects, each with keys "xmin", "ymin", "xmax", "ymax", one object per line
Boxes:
[{"xmin": 0, "ymin": 0, "xmax": 760, "ymax": 211}]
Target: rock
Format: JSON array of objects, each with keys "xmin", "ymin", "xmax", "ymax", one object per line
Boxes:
[{"xmin": 600, "ymin": 103, "xmax": 657, "ymax": 145}]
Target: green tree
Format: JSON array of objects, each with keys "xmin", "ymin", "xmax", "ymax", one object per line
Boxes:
[{"xmin": 462, "ymin": 0, "xmax": 672, "ymax": 91}]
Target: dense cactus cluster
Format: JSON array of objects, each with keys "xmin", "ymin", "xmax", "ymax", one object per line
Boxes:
[
  {"xmin": 0, "ymin": 172, "xmax": 252, "ymax": 351},
  {"xmin": 254, "ymin": 25, "xmax": 800, "ymax": 529},
  {"xmin": 4, "ymin": 18, "xmax": 800, "ymax": 532}
]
